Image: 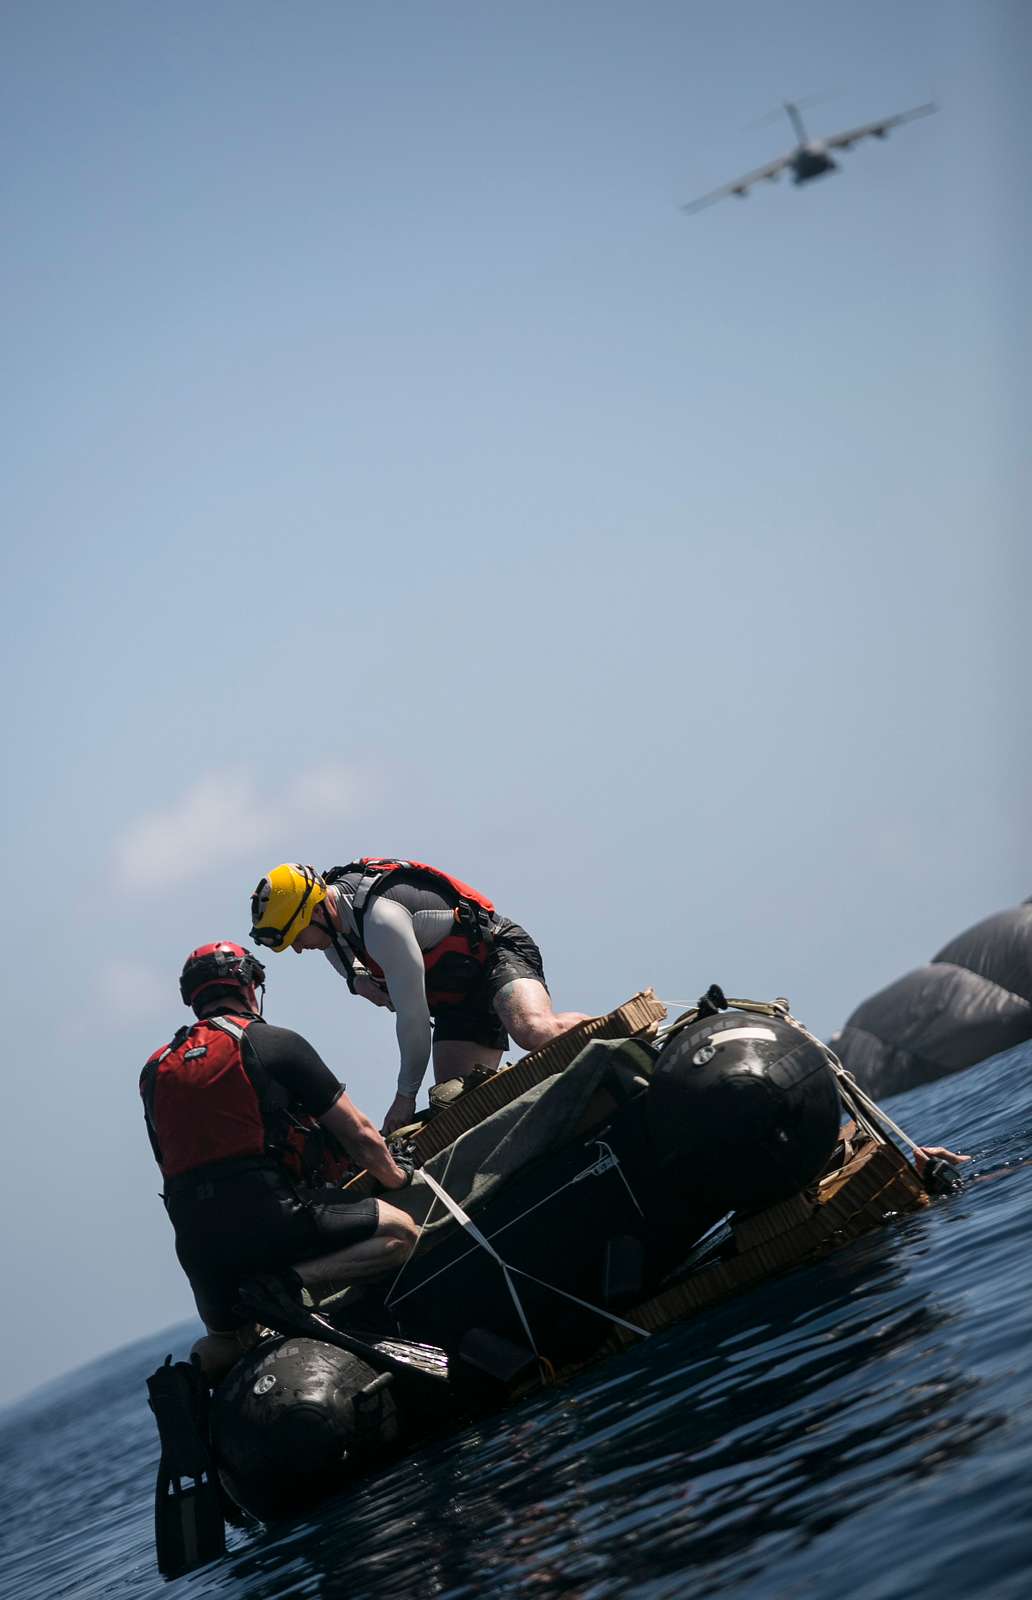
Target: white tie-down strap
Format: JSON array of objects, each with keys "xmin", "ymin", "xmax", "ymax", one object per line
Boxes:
[
  {"xmin": 417, "ymin": 1170, "xmax": 542, "ymax": 1362},
  {"xmin": 416, "ymin": 1168, "xmax": 650, "ymax": 1354}
]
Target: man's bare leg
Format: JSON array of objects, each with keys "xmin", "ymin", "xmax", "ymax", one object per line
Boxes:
[
  {"xmin": 191, "ymin": 1324, "xmax": 260, "ymax": 1384},
  {"xmin": 304, "ymin": 1204, "xmax": 417, "ymax": 1280},
  {"xmin": 191, "ymin": 1205, "xmax": 418, "ymax": 1383},
  {"xmin": 432, "ymin": 1039, "xmax": 504, "ymax": 1081},
  {"xmin": 493, "ymin": 978, "xmax": 592, "ymax": 1053}
]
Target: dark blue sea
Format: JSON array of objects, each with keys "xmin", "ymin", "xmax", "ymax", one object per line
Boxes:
[{"xmin": 2, "ymin": 1043, "xmax": 1030, "ymax": 1600}]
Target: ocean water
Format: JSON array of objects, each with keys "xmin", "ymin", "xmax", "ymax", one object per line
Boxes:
[{"xmin": 1, "ymin": 1042, "xmax": 1030, "ymax": 1600}]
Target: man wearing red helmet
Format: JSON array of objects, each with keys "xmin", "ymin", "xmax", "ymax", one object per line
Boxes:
[{"xmin": 140, "ymin": 942, "xmax": 417, "ymax": 1380}]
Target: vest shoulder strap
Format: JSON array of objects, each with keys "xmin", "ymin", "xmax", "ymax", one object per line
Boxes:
[
  {"xmin": 206, "ymin": 1016, "xmax": 248, "ymax": 1043},
  {"xmin": 321, "ymin": 864, "xmax": 381, "ymax": 961}
]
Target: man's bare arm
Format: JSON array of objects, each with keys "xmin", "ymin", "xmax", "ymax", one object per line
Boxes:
[{"xmin": 319, "ymin": 1092, "xmax": 408, "ymax": 1189}]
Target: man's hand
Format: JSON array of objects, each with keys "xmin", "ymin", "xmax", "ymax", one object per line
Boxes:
[
  {"xmin": 381, "ymin": 1092, "xmax": 417, "ymax": 1136},
  {"xmin": 383, "ymin": 1136, "xmax": 418, "ymax": 1189},
  {"xmin": 913, "ymin": 1144, "xmax": 971, "ymax": 1173},
  {"xmin": 320, "ymin": 1090, "xmax": 410, "ymax": 1191},
  {"xmin": 354, "ymin": 972, "xmax": 394, "ymax": 1011},
  {"xmin": 913, "ymin": 1143, "xmax": 970, "ymax": 1195}
]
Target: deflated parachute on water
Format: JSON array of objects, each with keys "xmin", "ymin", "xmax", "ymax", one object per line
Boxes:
[{"xmin": 831, "ymin": 898, "xmax": 1032, "ymax": 1098}]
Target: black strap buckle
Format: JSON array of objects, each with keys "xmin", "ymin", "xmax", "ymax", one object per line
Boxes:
[
  {"xmin": 455, "ymin": 899, "xmax": 493, "ymax": 950},
  {"xmin": 696, "ymin": 984, "xmax": 728, "ymax": 1019}
]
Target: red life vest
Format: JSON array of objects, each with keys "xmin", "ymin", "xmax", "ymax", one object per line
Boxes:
[
  {"xmin": 140, "ymin": 1014, "xmax": 350, "ymax": 1185},
  {"xmin": 324, "ymin": 858, "xmax": 496, "ymax": 1008}
]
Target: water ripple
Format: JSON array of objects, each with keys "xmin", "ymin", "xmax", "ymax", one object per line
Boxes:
[{"xmin": 2, "ymin": 1042, "xmax": 1030, "ymax": 1599}]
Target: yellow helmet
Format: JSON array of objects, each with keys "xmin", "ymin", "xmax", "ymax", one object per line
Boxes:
[{"xmin": 250, "ymin": 863, "xmax": 327, "ymax": 952}]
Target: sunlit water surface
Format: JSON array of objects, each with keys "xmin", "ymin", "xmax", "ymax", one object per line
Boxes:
[{"xmin": 2, "ymin": 1043, "xmax": 1030, "ymax": 1600}]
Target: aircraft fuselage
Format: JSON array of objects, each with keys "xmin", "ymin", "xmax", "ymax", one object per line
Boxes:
[{"xmin": 790, "ymin": 144, "xmax": 838, "ymax": 184}]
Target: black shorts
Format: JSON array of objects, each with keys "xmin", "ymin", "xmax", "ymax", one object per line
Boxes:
[
  {"xmin": 431, "ymin": 918, "xmax": 548, "ymax": 1050},
  {"xmin": 167, "ymin": 1164, "xmax": 380, "ymax": 1331}
]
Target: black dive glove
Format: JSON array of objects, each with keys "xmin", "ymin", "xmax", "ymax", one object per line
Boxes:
[{"xmin": 388, "ymin": 1136, "xmax": 419, "ymax": 1187}]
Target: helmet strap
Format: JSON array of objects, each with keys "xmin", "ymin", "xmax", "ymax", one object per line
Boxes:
[{"xmin": 317, "ymin": 899, "xmax": 363, "ymax": 993}]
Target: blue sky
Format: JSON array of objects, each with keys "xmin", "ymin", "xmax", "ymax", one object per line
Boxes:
[{"xmin": 1, "ymin": 0, "xmax": 1028, "ymax": 1407}]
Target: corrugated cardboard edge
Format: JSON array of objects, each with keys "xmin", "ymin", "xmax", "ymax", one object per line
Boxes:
[{"xmin": 346, "ymin": 990, "xmax": 667, "ymax": 1198}]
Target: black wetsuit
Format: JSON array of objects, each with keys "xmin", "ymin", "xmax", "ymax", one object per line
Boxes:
[{"xmin": 150, "ymin": 1015, "xmax": 379, "ymax": 1331}]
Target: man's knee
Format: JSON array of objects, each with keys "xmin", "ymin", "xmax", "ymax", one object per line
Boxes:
[
  {"xmin": 503, "ymin": 999, "xmax": 592, "ymax": 1053},
  {"xmin": 514, "ymin": 1014, "xmax": 557, "ymax": 1045},
  {"xmin": 377, "ymin": 1202, "xmax": 419, "ymax": 1254},
  {"xmin": 191, "ymin": 1325, "xmax": 259, "ymax": 1384}
]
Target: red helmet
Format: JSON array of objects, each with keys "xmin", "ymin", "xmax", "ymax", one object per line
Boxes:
[{"xmin": 179, "ymin": 942, "xmax": 266, "ymax": 1009}]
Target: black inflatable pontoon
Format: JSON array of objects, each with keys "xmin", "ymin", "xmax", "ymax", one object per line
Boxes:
[{"xmin": 195, "ymin": 998, "xmax": 841, "ymax": 1526}]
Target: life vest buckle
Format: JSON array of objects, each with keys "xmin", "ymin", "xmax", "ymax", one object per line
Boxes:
[{"xmin": 454, "ymin": 899, "xmax": 493, "ymax": 950}]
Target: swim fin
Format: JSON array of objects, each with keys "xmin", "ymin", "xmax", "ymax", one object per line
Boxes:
[{"xmin": 146, "ymin": 1354, "xmax": 226, "ymax": 1576}]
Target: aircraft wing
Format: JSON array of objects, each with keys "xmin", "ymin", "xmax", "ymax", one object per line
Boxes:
[
  {"xmin": 681, "ymin": 152, "xmax": 793, "ymax": 214},
  {"xmin": 823, "ymin": 101, "xmax": 937, "ymax": 151}
]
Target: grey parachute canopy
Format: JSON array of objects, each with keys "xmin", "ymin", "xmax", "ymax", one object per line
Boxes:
[{"xmin": 830, "ymin": 898, "xmax": 1032, "ymax": 1098}]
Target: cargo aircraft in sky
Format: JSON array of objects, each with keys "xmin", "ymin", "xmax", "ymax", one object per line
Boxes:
[{"xmin": 682, "ymin": 99, "xmax": 937, "ymax": 215}]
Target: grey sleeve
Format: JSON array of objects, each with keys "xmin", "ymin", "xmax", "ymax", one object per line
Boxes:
[{"xmin": 362, "ymin": 897, "xmax": 433, "ymax": 1099}]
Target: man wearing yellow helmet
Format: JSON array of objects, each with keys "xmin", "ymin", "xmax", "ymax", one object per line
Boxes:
[{"xmin": 251, "ymin": 859, "xmax": 590, "ymax": 1134}]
